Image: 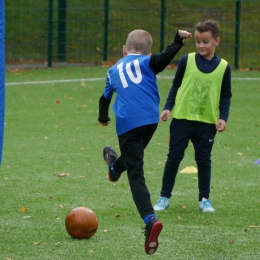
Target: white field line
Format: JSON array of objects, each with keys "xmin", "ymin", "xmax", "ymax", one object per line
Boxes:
[
  {"xmin": 5, "ymin": 76, "xmax": 260, "ymax": 86},
  {"xmin": 5, "ymin": 78, "xmax": 104, "ymax": 86}
]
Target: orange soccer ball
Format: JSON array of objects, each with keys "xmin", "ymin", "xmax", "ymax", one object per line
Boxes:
[{"xmin": 65, "ymin": 207, "xmax": 98, "ymax": 239}]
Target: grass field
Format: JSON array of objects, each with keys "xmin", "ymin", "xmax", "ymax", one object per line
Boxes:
[{"xmin": 1, "ymin": 66, "xmax": 260, "ymax": 259}]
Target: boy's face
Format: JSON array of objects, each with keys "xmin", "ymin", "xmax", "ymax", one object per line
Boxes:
[{"xmin": 194, "ymin": 30, "xmax": 220, "ymax": 60}]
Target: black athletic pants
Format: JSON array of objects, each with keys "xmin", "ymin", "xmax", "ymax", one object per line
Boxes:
[
  {"xmin": 113, "ymin": 124, "xmax": 158, "ymax": 219},
  {"xmin": 160, "ymin": 119, "xmax": 217, "ymax": 201}
]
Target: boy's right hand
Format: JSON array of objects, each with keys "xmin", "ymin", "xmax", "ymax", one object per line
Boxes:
[{"xmin": 160, "ymin": 110, "xmax": 171, "ymax": 121}]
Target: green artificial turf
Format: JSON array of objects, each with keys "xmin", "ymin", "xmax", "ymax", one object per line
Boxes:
[{"xmin": 1, "ymin": 66, "xmax": 260, "ymax": 259}]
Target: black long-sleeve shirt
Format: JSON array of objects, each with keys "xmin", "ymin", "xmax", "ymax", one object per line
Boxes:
[
  {"xmin": 149, "ymin": 31, "xmax": 184, "ymax": 74},
  {"xmin": 164, "ymin": 52, "xmax": 232, "ymax": 122}
]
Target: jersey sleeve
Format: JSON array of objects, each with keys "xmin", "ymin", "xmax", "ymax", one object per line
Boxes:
[{"xmin": 103, "ymin": 71, "xmax": 114, "ymax": 99}]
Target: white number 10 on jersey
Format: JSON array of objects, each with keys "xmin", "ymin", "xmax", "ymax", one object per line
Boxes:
[{"xmin": 117, "ymin": 59, "xmax": 142, "ymax": 88}]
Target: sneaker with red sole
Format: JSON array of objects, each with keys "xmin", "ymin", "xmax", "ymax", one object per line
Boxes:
[{"xmin": 144, "ymin": 216, "xmax": 163, "ymax": 255}]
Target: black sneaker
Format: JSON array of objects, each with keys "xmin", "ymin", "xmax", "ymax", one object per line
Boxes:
[
  {"xmin": 144, "ymin": 216, "xmax": 163, "ymax": 255},
  {"xmin": 103, "ymin": 146, "xmax": 120, "ymax": 182}
]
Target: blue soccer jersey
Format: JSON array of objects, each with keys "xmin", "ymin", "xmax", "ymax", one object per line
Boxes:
[
  {"xmin": 104, "ymin": 54, "xmax": 159, "ymax": 136},
  {"xmin": 99, "ymin": 31, "xmax": 185, "ymax": 134}
]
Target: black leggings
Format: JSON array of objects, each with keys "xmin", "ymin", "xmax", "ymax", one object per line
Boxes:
[{"xmin": 113, "ymin": 124, "xmax": 157, "ymax": 219}]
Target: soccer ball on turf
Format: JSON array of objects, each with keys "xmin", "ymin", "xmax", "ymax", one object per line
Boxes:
[{"xmin": 65, "ymin": 207, "xmax": 98, "ymax": 239}]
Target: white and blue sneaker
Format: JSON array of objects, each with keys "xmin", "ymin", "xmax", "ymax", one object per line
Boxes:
[
  {"xmin": 153, "ymin": 197, "xmax": 170, "ymax": 211},
  {"xmin": 199, "ymin": 198, "xmax": 215, "ymax": 212}
]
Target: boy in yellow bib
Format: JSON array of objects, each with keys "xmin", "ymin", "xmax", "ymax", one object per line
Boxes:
[{"xmin": 154, "ymin": 20, "xmax": 232, "ymax": 212}]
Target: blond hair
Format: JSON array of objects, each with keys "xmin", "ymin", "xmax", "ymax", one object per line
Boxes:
[{"xmin": 125, "ymin": 29, "xmax": 153, "ymax": 55}]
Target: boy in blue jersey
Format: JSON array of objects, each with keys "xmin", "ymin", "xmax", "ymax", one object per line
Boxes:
[
  {"xmin": 154, "ymin": 20, "xmax": 232, "ymax": 213},
  {"xmin": 98, "ymin": 29, "xmax": 191, "ymax": 255}
]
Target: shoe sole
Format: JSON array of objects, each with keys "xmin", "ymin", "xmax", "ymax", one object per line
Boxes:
[
  {"xmin": 199, "ymin": 208, "xmax": 215, "ymax": 212},
  {"xmin": 107, "ymin": 174, "xmax": 118, "ymax": 182},
  {"xmin": 154, "ymin": 205, "xmax": 169, "ymax": 211},
  {"xmin": 145, "ymin": 222, "xmax": 163, "ymax": 255}
]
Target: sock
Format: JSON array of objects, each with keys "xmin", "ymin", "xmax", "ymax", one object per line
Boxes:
[{"xmin": 143, "ymin": 214, "xmax": 156, "ymax": 225}]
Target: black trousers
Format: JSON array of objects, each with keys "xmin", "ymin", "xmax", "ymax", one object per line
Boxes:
[
  {"xmin": 161, "ymin": 119, "xmax": 217, "ymax": 201},
  {"xmin": 113, "ymin": 124, "xmax": 158, "ymax": 219}
]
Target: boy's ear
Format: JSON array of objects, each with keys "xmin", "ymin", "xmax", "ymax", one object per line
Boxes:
[
  {"xmin": 123, "ymin": 45, "xmax": 127, "ymax": 56},
  {"xmin": 215, "ymin": 37, "xmax": 220, "ymax": 46}
]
